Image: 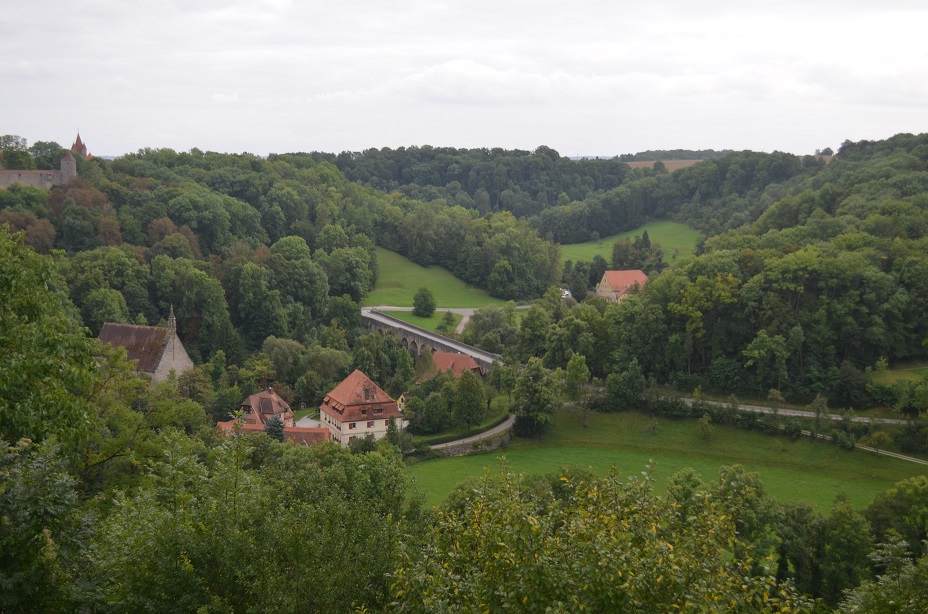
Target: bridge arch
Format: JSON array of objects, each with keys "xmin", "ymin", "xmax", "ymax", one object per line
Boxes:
[{"xmin": 361, "ymin": 309, "xmax": 503, "ymax": 375}]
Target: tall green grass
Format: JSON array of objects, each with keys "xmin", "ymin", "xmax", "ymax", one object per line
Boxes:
[
  {"xmin": 559, "ymin": 220, "xmax": 702, "ymax": 265},
  {"xmin": 408, "ymin": 409, "xmax": 925, "ymax": 511},
  {"xmin": 364, "ymin": 248, "xmax": 507, "ymax": 308}
]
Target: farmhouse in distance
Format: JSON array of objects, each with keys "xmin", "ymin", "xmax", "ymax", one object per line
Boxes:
[{"xmin": 596, "ymin": 269, "xmax": 649, "ymax": 302}]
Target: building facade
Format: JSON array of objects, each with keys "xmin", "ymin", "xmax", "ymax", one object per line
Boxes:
[
  {"xmin": 97, "ymin": 309, "xmax": 194, "ymax": 382},
  {"xmin": 217, "ymin": 388, "xmax": 329, "ymax": 446},
  {"xmin": 596, "ymin": 269, "xmax": 649, "ymax": 302},
  {"xmin": 319, "ymin": 370, "xmax": 402, "ymax": 447}
]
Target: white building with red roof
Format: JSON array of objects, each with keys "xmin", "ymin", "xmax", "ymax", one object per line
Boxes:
[
  {"xmin": 596, "ymin": 270, "xmax": 649, "ymax": 302},
  {"xmin": 319, "ymin": 370, "xmax": 402, "ymax": 447}
]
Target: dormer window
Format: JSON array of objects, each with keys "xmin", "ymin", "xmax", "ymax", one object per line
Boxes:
[
  {"xmin": 373, "ymin": 408, "xmax": 383, "ymax": 415},
  {"xmin": 361, "ymin": 409, "xmax": 367, "ymax": 415}
]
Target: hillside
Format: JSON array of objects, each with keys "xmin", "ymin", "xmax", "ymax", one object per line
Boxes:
[
  {"xmin": 558, "ymin": 220, "xmax": 701, "ymax": 265},
  {"xmin": 364, "ymin": 247, "xmax": 506, "ymax": 308}
]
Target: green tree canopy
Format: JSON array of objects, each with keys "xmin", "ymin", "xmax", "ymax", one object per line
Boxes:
[
  {"xmin": 393, "ymin": 465, "xmax": 810, "ymax": 612},
  {"xmin": 511, "ymin": 357, "xmax": 560, "ymax": 437},
  {"xmin": 0, "ymin": 227, "xmax": 98, "ymax": 449},
  {"xmin": 412, "ymin": 286, "xmax": 436, "ymax": 318}
]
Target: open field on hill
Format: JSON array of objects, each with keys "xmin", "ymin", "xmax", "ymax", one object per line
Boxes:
[
  {"xmin": 384, "ymin": 310, "xmax": 462, "ymax": 333},
  {"xmin": 869, "ymin": 361, "xmax": 928, "ymax": 386},
  {"xmin": 624, "ymin": 160, "xmax": 703, "ymax": 171},
  {"xmin": 364, "ymin": 248, "xmax": 508, "ymax": 308},
  {"xmin": 559, "ymin": 220, "xmax": 702, "ymax": 265},
  {"xmin": 407, "ymin": 408, "xmax": 926, "ymax": 511}
]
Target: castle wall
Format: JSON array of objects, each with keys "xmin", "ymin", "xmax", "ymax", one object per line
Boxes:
[
  {"xmin": 0, "ymin": 152, "xmax": 76, "ymax": 190},
  {"xmin": 0, "ymin": 170, "xmax": 64, "ymax": 189}
]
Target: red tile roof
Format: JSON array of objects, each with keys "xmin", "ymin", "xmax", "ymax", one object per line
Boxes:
[
  {"xmin": 325, "ymin": 370, "xmax": 394, "ymax": 406},
  {"xmin": 284, "ymin": 426, "xmax": 330, "ymax": 446},
  {"xmin": 240, "ymin": 389, "xmax": 293, "ymax": 426},
  {"xmin": 430, "ymin": 352, "xmax": 481, "ymax": 377},
  {"xmin": 98, "ymin": 323, "xmax": 170, "ymax": 373},
  {"xmin": 320, "ymin": 370, "xmax": 400, "ymax": 424},
  {"xmin": 602, "ymin": 270, "xmax": 648, "ymax": 296},
  {"xmin": 217, "ymin": 421, "xmax": 329, "ymax": 446}
]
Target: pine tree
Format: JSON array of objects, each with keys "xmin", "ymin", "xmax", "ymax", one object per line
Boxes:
[{"xmin": 264, "ymin": 414, "xmax": 285, "ymax": 442}]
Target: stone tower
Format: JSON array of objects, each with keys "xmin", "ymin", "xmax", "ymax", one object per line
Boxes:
[{"xmin": 59, "ymin": 151, "xmax": 77, "ymax": 184}]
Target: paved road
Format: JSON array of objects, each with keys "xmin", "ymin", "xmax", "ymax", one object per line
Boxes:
[
  {"xmin": 365, "ymin": 306, "xmax": 477, "ymax": 333},
  {"xmin": 361, "ymin": 308, "xmax": 504, "ymax": 369},
  {"xmin": 430, "ymin": 415, "xmax": 515, "ymax": 450},
  {"xmin": 685, "ymin": 398, "xmax": 907, "ymax": 425},
  {"xmin": 687, "ymin": 398, "xmax": 928, "ymax": 465}
]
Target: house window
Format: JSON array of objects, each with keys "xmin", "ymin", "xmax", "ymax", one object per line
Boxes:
[
  {"xmin": 385, "ymin": 420, "xmax": 389, "ymax": 426},
  {"xmin": 361, "ymin": 409, "xmax": 367, "ymax": 415},
  {"xmin": 373, "ymin": 408, "xmax": 383, "ymax": 415},
  {"xmin": 367, "ymin": 421, "xmax": 374, "ymax": 428},
  {"xmin": 349, "ymin": 422, "xmax": 356, "ymax": 430}
]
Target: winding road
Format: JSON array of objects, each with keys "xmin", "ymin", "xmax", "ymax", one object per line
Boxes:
[{"xmin": 429, "ymin": 415, "xmax": 515, "ymax": 451}]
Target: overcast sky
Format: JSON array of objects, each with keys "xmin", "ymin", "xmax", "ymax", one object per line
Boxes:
[{"xmin": 3, "ymin": 0, "xmax": 927, "ymax": 158}]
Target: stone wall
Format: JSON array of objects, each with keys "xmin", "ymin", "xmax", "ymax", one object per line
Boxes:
[
  {"xmin": 0, "ymin": 152, "xmax": 76, "ymax": 190},
  {"xmin": 432, "ymin": 429, "xmax": 510, "ymax": 457},
  {"xmin": 0, "ymin": 169, "xmax": 64, "ymax": 189}
]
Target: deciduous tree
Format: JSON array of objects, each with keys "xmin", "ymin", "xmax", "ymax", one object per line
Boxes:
[
  {"xmin": 412, "ymin": 286, "xmax": 436, "ymax": 318},
  {"xmin": 511, "ymin": 358, "xmax": 560, "ymax": 436}
]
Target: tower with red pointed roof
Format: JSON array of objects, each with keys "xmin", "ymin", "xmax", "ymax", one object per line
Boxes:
[{"xmin": 71, "ymin": 132, "xmax": 90, "ymax": 160}]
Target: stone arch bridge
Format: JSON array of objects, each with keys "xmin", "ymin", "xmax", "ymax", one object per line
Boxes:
[{"xmin": 361, "ymin": 308, "xmax": 503, "ymax": 374}]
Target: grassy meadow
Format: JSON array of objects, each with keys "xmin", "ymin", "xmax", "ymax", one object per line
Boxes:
[
  {"xmin": 368, "ymin": 223, "xmax": 701, "ymax": 308},
  {"xmin": 408, "ymin": 408, "xmax": 926, "ymax": 512},
  {"xmin": 869, "ymin": 361, "xmax": 928, "ymax": 386},
  {"xmin": 384, "ymin": 310, "xmax": 462, "ymax": 333},
  {"xmin": 559, "ymin": 220, "xmax": 702, "ymax": 265},
  {"xmin": 364, "ymin": 248, "xmax": 508, "ymax": 308}
]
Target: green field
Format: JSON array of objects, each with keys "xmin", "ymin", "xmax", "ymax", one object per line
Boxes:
[
  {"xmin": 559, "ymin": 220, "xmax": 702, "ymax": 265},
  {"xmin": 364, "ymin": 248, "xmax": 507, "ymax": 308},
  {"xmin": 869, "ymin": 361, "xmax": 928, "ymax": 386},
  {"xmin": 383, "ymin": 310, "xmax": 462, "ymax": 334},
  {"xmin": 408, "ymin": 409, "xmax": 926, "ymax": 512}
]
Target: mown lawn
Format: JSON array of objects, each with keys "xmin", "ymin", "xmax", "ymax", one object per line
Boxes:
[
  {"xmin": 364, "ymin": 248, "xmax": 507, "ymax": 308},
  {"xmin": 383, "ymin": 310, "xmax": 462, "ymax": 334},
  {"xmin": 407, "ymin": 408, "xmax": 926, "ymax": 512},
  {"xmin": 559, "ymin": 220, "xmax": 702, "ymax": 265}
]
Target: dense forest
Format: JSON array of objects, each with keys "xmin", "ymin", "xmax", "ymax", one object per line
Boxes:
[
  {"xmin": 3, "ymin": 134, "xmax": 928, "ymax": 411},
  {"xmin": 3, "ymin": 132, "xmax": 928, "ymax": 610},
  {"xmin": 308, "ymin": 143, "xmax": 821, "ymax": 241}
]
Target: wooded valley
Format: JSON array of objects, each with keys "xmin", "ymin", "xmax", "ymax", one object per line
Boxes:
[{"xmin": 2, "ymin": 133, "xmax": 928, "ymax": 611}]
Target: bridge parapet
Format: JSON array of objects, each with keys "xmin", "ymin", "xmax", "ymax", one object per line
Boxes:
[{"xmin": 361, "ymin": 309, "xmax": 503, "ymax": 374}]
